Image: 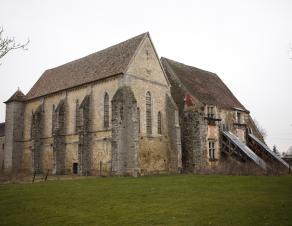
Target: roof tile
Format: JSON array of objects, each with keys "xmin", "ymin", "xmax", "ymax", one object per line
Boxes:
[
  {"xmin": 161, "ymin": 57, "xmax": 247, "ymax": 111},
  {"xmin": 26, "ymin": 33, "xmax": 147, "ymax": 99}
]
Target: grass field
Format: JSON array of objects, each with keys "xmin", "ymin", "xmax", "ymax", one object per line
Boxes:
[{"xmin": 0, "ymin": 175, "xmax": 291, "ymax": 226}]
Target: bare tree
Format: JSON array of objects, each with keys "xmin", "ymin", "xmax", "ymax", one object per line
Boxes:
[
  {"xmin": 272, "ymin": 145, "xmax": 280, "ymax": 156},
  {"xmin": 253, "ymin": 118, "xmax": 267, "ymax": 139},
  {"xmin": 0, "ymin": 27, "xmax": 29, "ymax": 62}
]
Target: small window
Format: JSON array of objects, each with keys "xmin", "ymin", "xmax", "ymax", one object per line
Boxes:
[
  {"xmin": 208, "ymin": 140, "xmax": 216, "ymax": 160},
  {"xmin": 207, "ymin": 106, "xmax": 215, "ymax": 118},
  {"xmin": 137, "ymin": 107, "xmax": 140, "ymax": 133},
  {"xmin": 104, "ymin": 93, "xmax": 109, "ymax": 128},
  {"xmin": 237, "ymin": 112, "xmax": 241, "ymax": 124},
  {"xmin": 146, "ymin": 92, "xmax": 152, "ymax": 135},
  {"xmin": 157, "ymin": 111, "xmax": 162, "ymax": 134},
  {"xmin": 2, "ymin": 143, "xmax": 4, "ymax": 150}
]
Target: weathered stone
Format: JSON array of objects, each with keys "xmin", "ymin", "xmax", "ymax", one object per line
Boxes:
[
  {"xmin": 31, "ymin": 105, "xmax": 44, "ymax": 173},
  {"xmin": 111, "ymin": 86, "xmax": 139, "ymax": 175},
  {"xmin": 3, "ymin": 33, "xmax": 182, "ymax": 176},
  {"xmin": 77, "ymin": 95, "xmax": 91, "ymax": 176},
  {"xmin": 52, "ymin": 100, "xmax": 66, "ymax": 174}
]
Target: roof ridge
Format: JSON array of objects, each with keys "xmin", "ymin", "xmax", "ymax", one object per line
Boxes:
[
  {"xmin": 124, "ymin": 32, "xmax": 149, "ymax": 73},
  {"xmin": 162, "ymin": 57, "xmax": 248, "ymax": 111},
  {"xmin": 161, "ymin": 57, "xmax": 217, "ymax": 76},
  {"xmin": 26, "ymin": 32, "xmax": 148, "ymax": 100},
  {"xmin": 46, "ymin": 32, "xmax": 149, "ymax": 72},
  {"xmin": 4, "ymin": 89, "xmax": 26, "ymax": 103}
]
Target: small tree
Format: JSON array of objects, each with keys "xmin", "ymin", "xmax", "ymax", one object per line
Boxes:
[
  {"xmin": 253, "ymin": 118, "xmax": 267, "ymax": 139},
  {"xmin": 0, "ymin": 27, "xmax": 29, "ymax": 63},
  {"xmin": 272, "ymin": 145, "xmax": 280, "ymax": 156}
]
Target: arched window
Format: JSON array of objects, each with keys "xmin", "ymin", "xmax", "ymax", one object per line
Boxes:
[
  {"xmin": 120, "ymin": 106, "xmax": 124, "ymax": 121},
  {"xmin": 52, "ymin": 104, "xmax": 55, "ymax": 135},
  {"xmin": 104, "ymin": 93, "xmax": 109, "ymax": 128},
  {"xmin": 137, "ymin": 107, "xmax": 140, "ymax": 133},
  {"xmin": 157, "ymin": 111, "xmax": 162, "ymax": 134},
  {"xmin": 146, "ymin": 91, "xmax": 152, "ymax": 135}
]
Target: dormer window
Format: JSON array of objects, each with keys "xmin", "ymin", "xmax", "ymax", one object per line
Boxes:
[{"xmin": 207, "ymin": 106, "xmax": 215, "ymax": 118}]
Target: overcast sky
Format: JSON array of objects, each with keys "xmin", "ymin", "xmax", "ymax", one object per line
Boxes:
[{"xmin": 0, "ymin": 0, "xmax": 291, "ymax": 153}]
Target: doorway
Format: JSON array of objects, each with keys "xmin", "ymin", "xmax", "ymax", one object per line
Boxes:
[{"xmin": 73, "ymin": 162, "xmax": 78, "ymax": 174}]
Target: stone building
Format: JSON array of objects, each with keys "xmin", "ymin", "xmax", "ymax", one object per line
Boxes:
[
  {"xmin": 2, "ymin": 33, "xmax": 182, "ymax": 176},
  {"xmin": 1, "ymin": 32, "xmax": 289, "ymax": 176},
  {"xmin": 161, "ymin": 58, "xmax": 290, "ymax": 172}
]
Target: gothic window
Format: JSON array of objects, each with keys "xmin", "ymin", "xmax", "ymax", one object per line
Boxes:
[
  {"xmin": 120, "ymin": 106, "xmax": 124, "ymax": 121},
  {"xmin": 104, "ymin": 93, "xmax": 109, "ymax": 128},
  {"xmin": 75, "ymin": 100, "xmax": 79, "ymax": 132},
  {"xmin": 157, "ymin": 111, "xmax": 162, "ymax": 134},
  {"xmin": 207, "ymin": 106, "xmax": 215, "ymax": 118},
  {"xmin": 146, "ymin": 91, "xmax": 152, "ymax": 135},
  {"xmin": 137, "ymin": 107, "xmax": 141, "ymax": 133},
  {"xmin": 52, "ymin": 105, "xmax": 55, "ymax": 134},
  {"xmin": 208, "ymin": 140, "xmax": 216, "ymax": 160}
]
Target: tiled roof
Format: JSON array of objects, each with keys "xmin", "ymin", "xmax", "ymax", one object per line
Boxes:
[
  {"xmin": 4, "ymin": 89, "xmax": 26, "ymax": 103},
  {"xmin": 26, "ymin": 33, "xmax": 148, "ymax": 99},
  {"xmin": 161, "ymin": 57, "xmax": 248, "ymax": 111}
]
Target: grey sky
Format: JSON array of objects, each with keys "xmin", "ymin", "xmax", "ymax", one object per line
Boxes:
[{"xmin": 0, "ymin": 0, "xmax": 291, "ymax": 153}]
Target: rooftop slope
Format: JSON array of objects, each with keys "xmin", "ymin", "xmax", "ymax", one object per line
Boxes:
[
  {"xmin": 26, "ymin": 33, "xmax": 147, "ymax": 99},
  {"xmin": 4, "ymin": 89, "xmax": 26, "ymax": 103},
  {"xmin": 161, "ymin": 57, "xmax": 247, "ymax": 111}
]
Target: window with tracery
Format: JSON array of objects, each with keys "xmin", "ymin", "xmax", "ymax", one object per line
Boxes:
[
  {"xmin": 104, "ymin": 93, "xmax": 109, "ymax": 128},
  {"xmin": 146, "ymin": 92, "xmax": 152, "ymax": 135},
  {"xmin": 158, "ymin": 111, "xmax": 162, "ymax": 134}
]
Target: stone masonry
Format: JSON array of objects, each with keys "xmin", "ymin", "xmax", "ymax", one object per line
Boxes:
[
  {"xmin": 111, "ymin": 86, "xmax": 139, "ymax": 176},
  {"xmin": 52, "ymin": 100, "xmax": 66, "ymax": 174}
]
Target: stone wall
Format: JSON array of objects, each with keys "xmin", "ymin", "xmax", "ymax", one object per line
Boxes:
[
  {"xmin": 77, "ymin": 95, "xmax": 91, "ymax": 175},
  {"xmin": 9, "ymin": 34, "xmax": 181, "ymax": 176},
  {"xmin": 181, "ymin": 108, "xmax": 208, "ymax": 172},
  {"xmin": 52, "ymin": 100, "xmax": 66, "ymax": 174},
  {"xmin": 112, "ymin": 86, "xmax": 139, "ymax": 175},
  {"xmin": 31, "ymin": 105, "xmax": 44, "ymax": 173},
  {"xmin": 0, "ymin": 136, "xmax": 4, "ymax": 170},
  {"xmin": 4, "ymin": 101, "xmax": 24, "ymax": 172},
  {"xmin": 165, "ymin": 94, "xmax": 182, "ymax": 172},
  {"xmin": 21, "ymin": 77, "xmax": 121, "ymax": 174}
]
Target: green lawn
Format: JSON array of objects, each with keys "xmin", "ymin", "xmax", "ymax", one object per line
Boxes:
[{"xmin": 0, "ymin": 175, "xmax": 291, "ymax": 226}]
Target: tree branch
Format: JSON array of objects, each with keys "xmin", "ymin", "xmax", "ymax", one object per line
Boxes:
[{"xmin": 0, "ymin": 27, "xmax": 29, "ymax": 63}]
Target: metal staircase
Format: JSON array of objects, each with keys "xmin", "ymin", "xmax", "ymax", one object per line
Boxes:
[
  {"xmin": 221, "ymin": 131, "xmax": 267, "ymax": 170},
  {"xmin": 247, "ymin": 134, "xmax": 290, "ymax": 169}
]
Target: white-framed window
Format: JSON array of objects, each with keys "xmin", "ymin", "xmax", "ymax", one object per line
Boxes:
[{"xmin": 208, "ymin": 140, "xmax": 216, "ymax": 160}]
